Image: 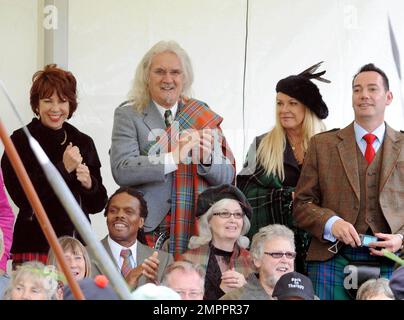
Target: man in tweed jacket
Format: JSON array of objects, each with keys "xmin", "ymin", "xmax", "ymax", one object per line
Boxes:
[{"xmin": 293, "ymin": 63, "xmax": 404, "ymax": 300}]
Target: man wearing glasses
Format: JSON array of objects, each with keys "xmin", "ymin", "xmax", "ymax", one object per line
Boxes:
[
  {"xmin": 110, "ymin": 40, "xmax": 235, "ymax": 260},
  {"xmin": 221, "ymin": 224, "xmax": 296, "ymax": 300}
]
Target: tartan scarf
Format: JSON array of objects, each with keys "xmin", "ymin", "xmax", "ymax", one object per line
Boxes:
[{"xmin": 147, "ymin": 97, "xmax": 235, "ymax": 259}]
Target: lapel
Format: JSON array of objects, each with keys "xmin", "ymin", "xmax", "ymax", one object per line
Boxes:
[
  {"xmin": 136, "ymin": 241, "xmax": 153, "ymax": 266},
  {"xmin": 337, "ymin": 123, "xmax": 360, "ymax": 200},
  {"xmin": 379, "ymin": 125, "xmax": 401, "ymax": 192},
  {"xmin": 284, "ymin": 139, "xmax": 300, "ymax": 171},
  {"xmin": 142, "ymin": 101, "xmax": 165, "ymax": 140},
  {"xmin": 101, "ymin": 236, "xmax": 119, "ymax": 268}
]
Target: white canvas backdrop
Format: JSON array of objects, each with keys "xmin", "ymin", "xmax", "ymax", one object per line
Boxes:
[{"xmin": 1, "ymin": 0, "xmax": 403, "ymax": 240}]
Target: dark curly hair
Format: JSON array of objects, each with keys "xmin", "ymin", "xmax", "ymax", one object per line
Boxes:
[{"xmin": 104, "ymin": 187, "xmax": 149, "ymax": 244}]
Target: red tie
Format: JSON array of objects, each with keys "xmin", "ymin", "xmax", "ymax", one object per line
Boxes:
[{"xmin": 363, "ymin": 133, "xmax": 376, "ymax": 164}]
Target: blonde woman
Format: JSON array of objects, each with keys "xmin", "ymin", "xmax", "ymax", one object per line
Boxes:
[
  {"xmin": 237, "ymin": 62, "xmax": 329, "ymax": 273},
  {"xmin": 180, "ymin": 184, "xmax": 253, "ymax": 300}
]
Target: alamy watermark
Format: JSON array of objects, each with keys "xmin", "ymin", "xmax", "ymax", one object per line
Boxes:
[{"xmin": 43, "ymin": 5, "xmax": 58, "ymax": 30}]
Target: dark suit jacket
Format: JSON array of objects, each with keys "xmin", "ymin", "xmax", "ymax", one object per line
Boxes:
[
  {"xmin": 89, "ymin": 237, "xmax": 173, "ymax": 288},
  {"xmin": 293, "ymin": 122, "xmax": 404, "ymax": 261}
]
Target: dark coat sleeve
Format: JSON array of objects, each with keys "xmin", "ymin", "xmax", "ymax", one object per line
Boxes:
[
  {"xmin": 75, "ymin": 135, "xmax": 108, "ymax": 214},
  {"xmin": 0, "ymin": 130, "xmax": 64, "ymax": 211}
]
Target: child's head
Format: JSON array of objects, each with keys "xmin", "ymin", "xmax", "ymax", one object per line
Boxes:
[{"xmin": 4, "ymin": 261, "xmax": 60, "ymax": 300}]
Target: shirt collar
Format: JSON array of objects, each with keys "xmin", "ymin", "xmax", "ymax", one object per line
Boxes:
[
  {"xmin": 354, "ymin": 121, "xmax": 385, "ymax": 144},
  {"xmin": 153, "ymin": 100, "xmax": 178, "ymax": 120},
  {"xmin": 107, "ymin": 236, "xmax": 137, "ymax": 265}
]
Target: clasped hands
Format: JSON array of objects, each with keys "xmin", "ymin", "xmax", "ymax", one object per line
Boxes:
[
  {"xmin": 219, "ymin": 269, "xmax": 247, "ymax": 293},
  {"xmin": 63, "ymin": 142, "xmax": 92, "ymax": 189},
  {"xmin": 172, "ymin": 129, "xmax": 215, "ymax": 165}
]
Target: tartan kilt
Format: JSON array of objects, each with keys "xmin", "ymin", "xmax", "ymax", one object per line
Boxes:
[
  {"xmin": 307, "ymin": 245, "xmax": 394, "ymax": 300},
  {"xmin": 243, "ymin": 183, "xmax": 311, "ymax": 274},
  {"xmin": 12, "ymin": 252, "xmax": 48, "ymax": 270}
]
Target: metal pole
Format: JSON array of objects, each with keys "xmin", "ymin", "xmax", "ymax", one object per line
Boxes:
[
  {"xmin": 0, "ymin": 119, "xmax": 85, "ymax": 300},
  {"xmin": 0, "ymin": 81, "xmax": 132, "ymax": 300}
]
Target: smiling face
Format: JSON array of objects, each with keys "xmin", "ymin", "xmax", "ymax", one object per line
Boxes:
[
  {"xmin": 38, "ymin": 91, "xmax": 69, "ymax": 130},
  {"xmin": 63, "ymin": 248, "xmax": 86, "ymax": 281},
  {"xmin": 148, "ymin": 51, "xmax": 184, "ymax": 108},
  {"xmin": 106, "ymin": 192, "xmax": 144, "ymax": 247},
  {"xmin": 254, "ymin": 237, "xmax": 295, "ymax": 288},
  {"xmin": 208, "ymin": 199, "xmax": 244, "ymax": 244},
  {"xmin": 352, "ymin": 71, "xmax": 393, "ymax": 126},
  {"xmin": 276, "ymin": 92, "xmax": 306, "ymax": 131}
]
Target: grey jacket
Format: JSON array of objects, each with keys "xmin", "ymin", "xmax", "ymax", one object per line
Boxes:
[
  {"xmin": 89, "ymin": 237, "xmax": 173, "ymax": 288},
  {"xmin": 110, "ymin": 100, "xmax": 235, "ymax": 231},
  {"xmin": 220, "ymin": 273, "xmax": 274, "ymax": 300}
]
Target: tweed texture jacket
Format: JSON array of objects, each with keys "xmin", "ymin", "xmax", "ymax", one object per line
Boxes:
[{"xmin": 293, "ymin": 122, "xmax": 404, "ymax": 261}]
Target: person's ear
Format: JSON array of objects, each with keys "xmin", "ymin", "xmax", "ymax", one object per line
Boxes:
[
  {"xmin": 386, "ymin": 90, "xmax": 393, "ymax": 106},
  {"xmin": 139, "ymin": 217, "xmax": 145, "ymax": 229},
  {"xmin": 253, "ymin": 257, "xmax": 262, "ymax": 269}
]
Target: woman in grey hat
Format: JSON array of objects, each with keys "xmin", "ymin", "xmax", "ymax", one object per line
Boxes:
[
  {"xmin": 180, "ymin": 184, "xmax": 253, "ymax": 300},
  {"xmin": 237, "ymin": 62, "xmax": 330, "ymax": 274}
]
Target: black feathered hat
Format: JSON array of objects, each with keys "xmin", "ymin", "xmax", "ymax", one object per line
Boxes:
[
  {"xmin": 276, "ymin": 61, "xmax": 330, "ymax": 119},
  {"xmin": 196, "ymin": 184, "xmax": 252, "ymax": 220}
]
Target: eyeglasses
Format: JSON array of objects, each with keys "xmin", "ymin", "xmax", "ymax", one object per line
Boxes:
[
  {"xmin": 264, "ymin": 251, "xmax": 296, "ymax": 259},
  {"xmin": 173, "ymin": 290, "xmax": 204, "ymax": 299},
  {"xmin": 152, "ymin": 68, "xmax": 183, "ymax": 78},
  {"xmin": 212, "ymin": 212, "xmax": 245, "ymax": 219}
]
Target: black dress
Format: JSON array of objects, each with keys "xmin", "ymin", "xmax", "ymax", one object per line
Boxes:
[{"xmin": 1, "ymin": 118, "xmax": 108, "ymax": 255}]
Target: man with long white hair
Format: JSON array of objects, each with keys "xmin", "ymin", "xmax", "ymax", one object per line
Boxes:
[{"xmin": 110, "ymin": 41, "xmax": 235, "ymax": 259}]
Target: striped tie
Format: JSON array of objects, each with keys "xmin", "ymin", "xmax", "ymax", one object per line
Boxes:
[{"xmin": 120, "ymin": 249, "xmax": 132, "ymax": 277}]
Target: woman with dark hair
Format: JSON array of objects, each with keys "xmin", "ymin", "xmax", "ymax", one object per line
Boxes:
[{"xmin": 1, "ymin": 64, "xmax": 108, "ymax": 268}]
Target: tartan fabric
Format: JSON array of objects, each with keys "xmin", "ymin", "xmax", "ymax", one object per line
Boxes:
[
  {"xmin": 307, "ymin": 245, "xmax": 394, "ymax": 300},
  {"xmin": 144, "ymin": 212, "xmax": 171, "ymax": 249},
  {"xmin": 180, "ymin": 242, "xmax": 253, "ymax": 277},
  {"xmin": 147, "ymin": 97, "xmax": 235, "ymax": 259},
  {"xmin": 12, "ymin": 252, "xmax": 48, "ymax": 270},
  {"xmin": 238, "ymin": 166, "xmax": 310, "ymax": 274}
]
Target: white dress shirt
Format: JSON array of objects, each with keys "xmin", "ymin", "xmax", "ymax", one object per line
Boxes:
[
  {"xmin": 107, "ymin": 236, "xmax": 138, "ymax": 269},
  {"xmin": 154, "ymin": 101, "xmax": 178, "ymax": 175}
]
